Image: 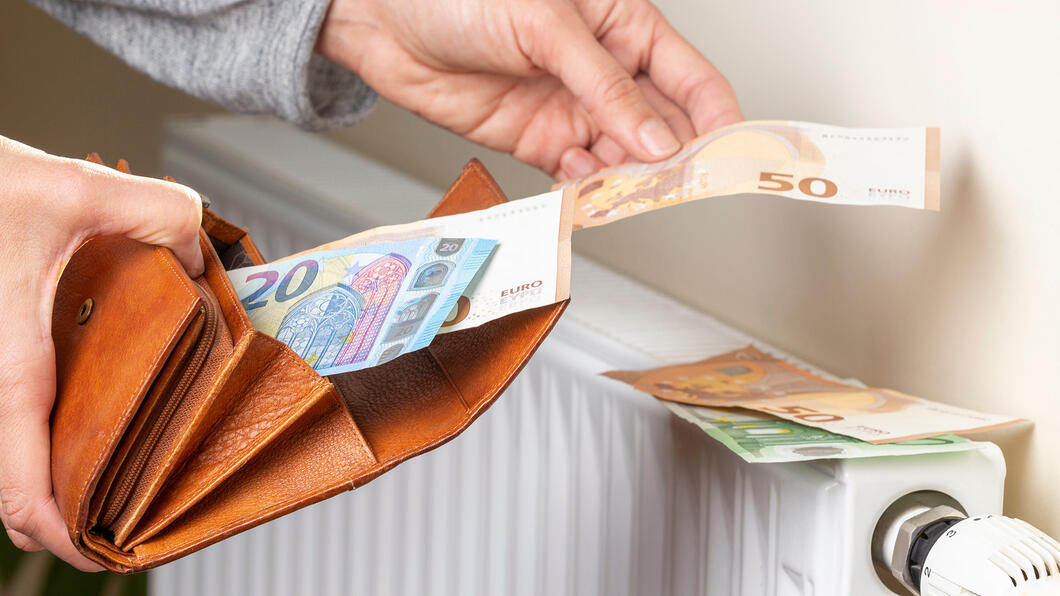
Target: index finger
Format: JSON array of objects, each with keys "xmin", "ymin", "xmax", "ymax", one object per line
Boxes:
[
  {"xmin": 527, "ymin": 3, "xmax": 683, "ymax": 163},
  {"xmin": 642, "ymin": 15, "xmax": 743, "ymax": 134},
  {"xmin": 71, "ymin": 159, "xmax": 205, "ymax": 278}
]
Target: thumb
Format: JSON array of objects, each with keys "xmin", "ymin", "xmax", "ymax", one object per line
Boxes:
[
  {"xmin": 74, "ymin": 161, "xmax": 204, "ymax": 277},
  {"xmin": 527, "ymin": 5, "xmax": 680, "ymax": 162},
  {"xmin": 0, "ymin": 323, "xmax": 103, "ymax": 571}
]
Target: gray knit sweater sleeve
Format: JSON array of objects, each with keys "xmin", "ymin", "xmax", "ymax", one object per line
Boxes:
[{"xmin": 28, "ymin": 0, "xmax": 377, "ymax": 131}]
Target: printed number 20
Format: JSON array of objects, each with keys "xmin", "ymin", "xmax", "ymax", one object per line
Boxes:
[
  {"xmin": 240, "ymin": 260, "xmax": 319, "ymax": 311},
  {"xmin": 758, "ymin": 172, "xmax": 838, "ymax": 198}
]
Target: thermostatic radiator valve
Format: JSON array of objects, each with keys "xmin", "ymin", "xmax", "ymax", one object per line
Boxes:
[{"xmin": 874, "ymin": 495, "xmax": 1060, "ymax": 595}]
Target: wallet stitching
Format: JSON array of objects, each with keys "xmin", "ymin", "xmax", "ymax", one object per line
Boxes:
[
  {"xmin": 468, "ymin": 163, "xmax": 507, "ymax": 205},
  {"xmin": 155, "ymin": 249, "xmax": 198, "ymax": 302},
  {"xmin": 428, "ymin": 348, "xmax": 471, "ymax": 411}
]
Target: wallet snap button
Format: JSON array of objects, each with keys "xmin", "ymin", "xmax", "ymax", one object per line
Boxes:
[{"xmin": 77, "ymin": 298, "xmax": 93, "ymax": 325}]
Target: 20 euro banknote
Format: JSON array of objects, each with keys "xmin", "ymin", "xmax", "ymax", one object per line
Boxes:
[
  {"xmin": 228, "ymin": 236, "xmax": 497, "ymax": 375},
  {"xmin": 664, "ymin": 402, "xmax": 977, "ymax": 463},
  {"xmin": 559, "ymin": 120, "xmax": 940, "ymax": 229}
]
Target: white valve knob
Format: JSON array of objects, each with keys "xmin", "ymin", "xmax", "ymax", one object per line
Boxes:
[
  {"xmin": 877, "ymin": 501, "xmax": 1060, "ymax": 595},
  {"xmin": 917, "ymin": 514, "xmax": 1060, "ymax": 595}
]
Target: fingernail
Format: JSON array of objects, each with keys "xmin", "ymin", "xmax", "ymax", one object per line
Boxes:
[
  {"xmin": 638, "ymin": 119, "xmax": 680, "ymax": 158},
  {"xmin": 561, "ymin": 151, "xmax": 598, "ymax": 179}
]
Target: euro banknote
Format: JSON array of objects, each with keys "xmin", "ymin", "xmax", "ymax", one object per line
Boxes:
[
  {"xmin": 228, "ymin": 236, "xmax": 496, "ymax": 375},
  {"xmin": 664, "ymin": 402, "xmax": 977, "ymax": 463},
  {"xmin": 604, "ymin": 346, "xmax": 1020, "ymax": 444},
  {"xmin": 558, "ymin": 120, "xmax": 940, "ymax": 230},
  {"xmin": 288, "ymin": 189, "xmax": 572, "ymax": 334},
  {"xmin": 233, "ymin": 121, "xmax": 942, "ymax": 377}
]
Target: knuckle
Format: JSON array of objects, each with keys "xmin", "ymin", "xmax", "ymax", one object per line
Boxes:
[
  {"xmin": 6, "ymin": 528, "xmax": 41, "ymax": 552},
  {"xmin": 166, "ymin": 184, "xmax": 203, "ymax": 239},
  {"xmin": 594, "ymin": 71, "xmax": 642, "ymax": 109},
  {"xmin": 520, "ymin": 2, "xmax": 568, "ymax": 59},
  {"xmin": 0, "ymin": 374, "xmax": 45, "ymax": 418},
  {"xmin": 52, "ymin": 161, "xmax": 96, "ymax": 213},
  {"xmin": 0, "ymin": 487, "xmax": 42, "ymax": 537},
  {"xmin": 526, "ymin": 0, "xmax": 565, "ymax": 26}
]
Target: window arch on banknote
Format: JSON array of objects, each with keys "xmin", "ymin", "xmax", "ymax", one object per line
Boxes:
[
  {"xmin": 277, "ymin": 285, "xmax": 365, "ymax": 369},
  {"xmin": 334, "ymin": 254, "xmax": 411, "ymax": 365}
]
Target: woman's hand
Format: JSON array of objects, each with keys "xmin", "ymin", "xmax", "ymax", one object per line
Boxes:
[
  {"xmin": 317, "ymin": 0, "xmax": 742, "ymax": 180},
  {"xmin": 0, "ymin": 136, "xmax": 204, "ymax": 570}
]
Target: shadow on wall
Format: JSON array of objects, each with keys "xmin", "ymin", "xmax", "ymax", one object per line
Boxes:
[{"xmin": 901, "ymin": 146, "xmax": 1036, "ymax": 521}]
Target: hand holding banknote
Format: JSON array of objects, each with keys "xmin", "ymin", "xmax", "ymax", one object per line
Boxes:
[
  {"xmin": 559, "ymin": 121, "xmax": 941, "ymax": 229},
  {"xmin": 317, "ymin": 0, "xmax": 742, "ymax": 178},
  {"xmin": 238, "ymin": 121, "xmax": 938, "ymax": 350}
]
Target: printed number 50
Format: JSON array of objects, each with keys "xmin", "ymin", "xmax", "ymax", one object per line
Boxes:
[{"xmin": 758, "ymin": 172, "xmax": 838, "ymax": 198}]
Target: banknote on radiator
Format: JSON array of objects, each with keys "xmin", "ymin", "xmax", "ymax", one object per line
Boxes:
[
  {"xmin": 604, "ymin": 345, "xmax": 1022, "ymax": 444},
  {"xmin": 664, "ymin": 401, "xmax": 978, "ymax": 463}
]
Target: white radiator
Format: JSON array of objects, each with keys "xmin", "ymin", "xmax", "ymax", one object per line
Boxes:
[{"xmin": 151, "ymin": 116, "xmax": 1005, "ymax": 596}]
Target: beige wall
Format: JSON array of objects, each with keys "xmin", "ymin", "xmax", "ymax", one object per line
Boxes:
[
  {"xmin": 4, "ymin": 1, "xmax": 1056, "ymax": 535},
  {"xmin": 0, "ymin": 2, "xmax": 216, "ymax": 174},
  {"xmin": 327, "ymin": 2, "xmax": 1060, "ymax": 535}
]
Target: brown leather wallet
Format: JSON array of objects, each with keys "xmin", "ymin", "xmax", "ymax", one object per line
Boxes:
[{"xmin": 50, "ymin": 159, "xmax": 567, "ymax": 572}]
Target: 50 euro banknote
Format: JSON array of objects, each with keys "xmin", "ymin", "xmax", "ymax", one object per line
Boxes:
[
  {"xmin": 604, "ymin": 345, "xmax": 1021, "ymax": 444},
  {"xmin": 558, "ymin": 120, "xmax": 940, "ymax": 229},
  {"xmin": 228, "ymin": 236, "xmax": 497, "ymax": 375}
]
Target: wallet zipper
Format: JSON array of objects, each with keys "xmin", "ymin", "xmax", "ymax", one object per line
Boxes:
[{"xmin": 100, "ymin": 281, "xmax": 220, "ymax": 529}]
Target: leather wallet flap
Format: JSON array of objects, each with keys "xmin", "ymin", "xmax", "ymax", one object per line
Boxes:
[
  {"xmin": 51, "ymin": 237, "xmax": 204, "ymax": 533},
  {"xmin": 428, "ymin": 158, "xmax": 509, "ymax": 217}
]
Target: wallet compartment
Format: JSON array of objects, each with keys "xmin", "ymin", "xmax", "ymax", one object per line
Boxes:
[
  {"xmin": 112, "ymin": 222, "xmax": 376, "ymax": 553},
  {"xmin": 90, "ymin": 290, "xmax": 209, "ymax": 531},
  {"xmin": 51, "ymin": 237, "xmax": 210, "ymax": 549},
  {"xmin": 98, "ymin": 277, "xmax": 234, "ymax": 547}
]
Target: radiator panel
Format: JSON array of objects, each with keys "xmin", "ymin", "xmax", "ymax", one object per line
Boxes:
[{"xmin": 151, "ymin": 117, "xmax": 1006, "ymax": 596}]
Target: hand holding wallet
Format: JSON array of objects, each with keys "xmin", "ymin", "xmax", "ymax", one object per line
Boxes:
[{"xmin": 50, "ymin": 159, "xmax": 567, "ymax": 572}]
